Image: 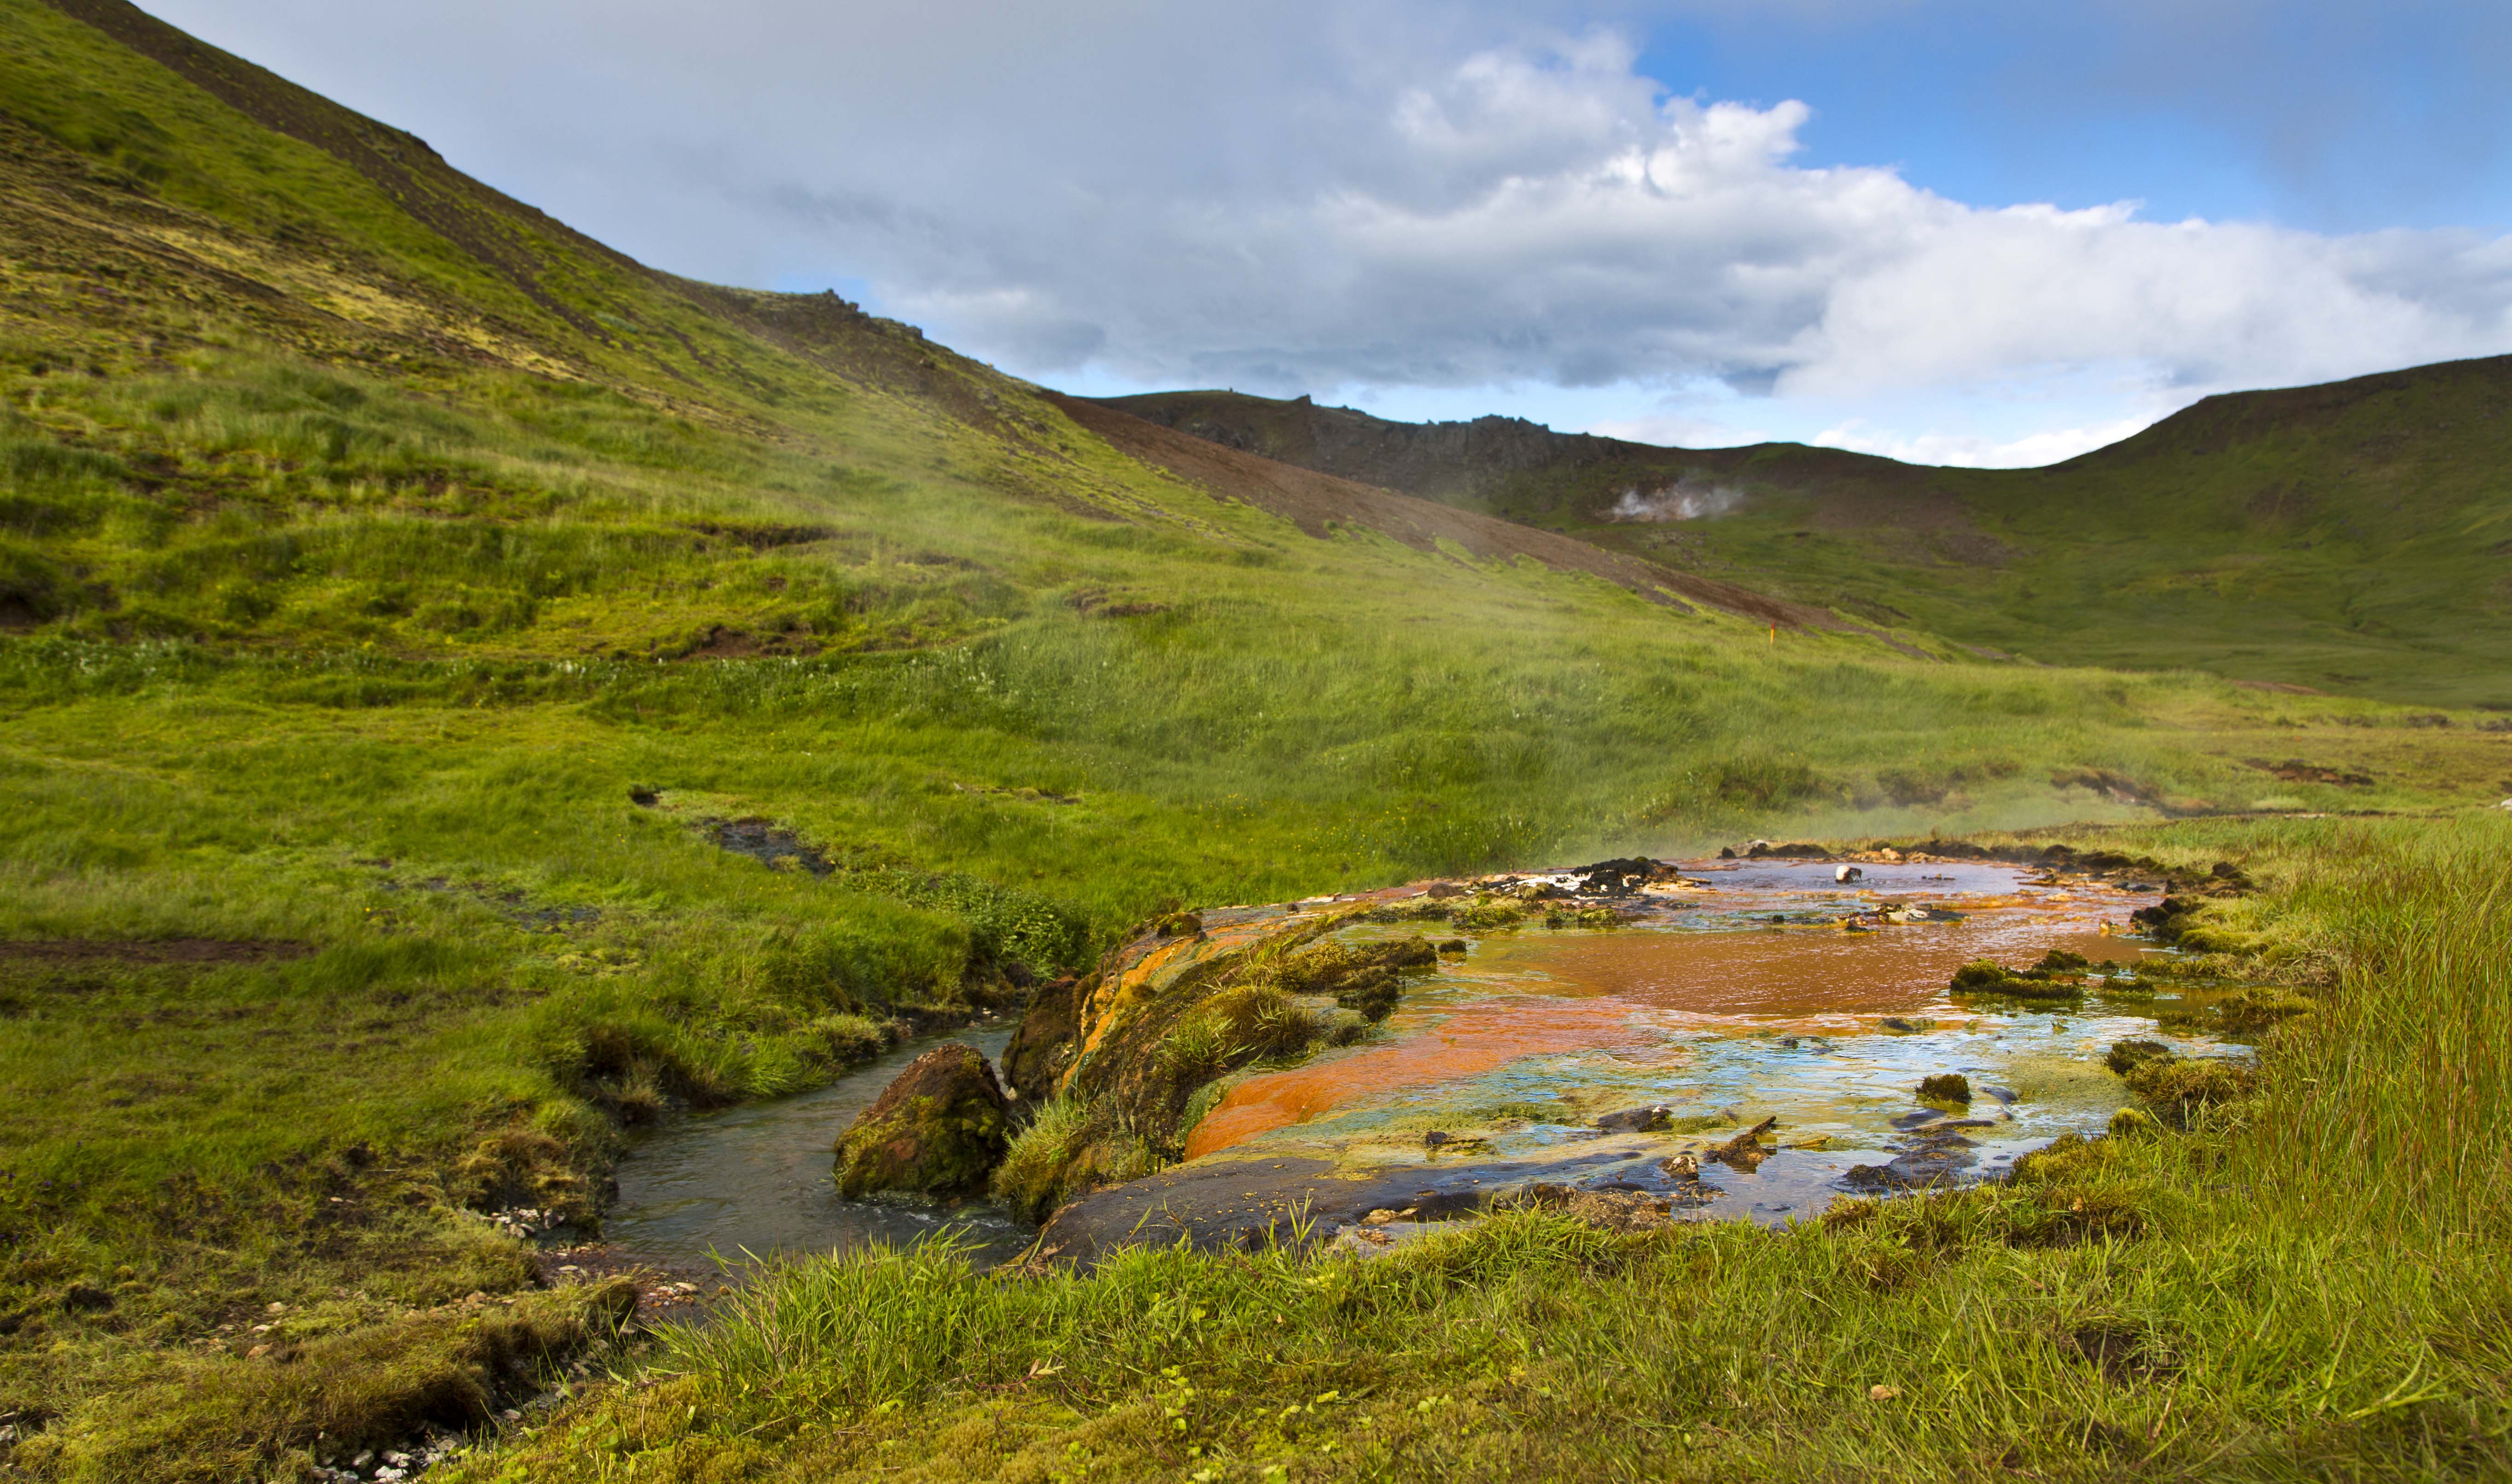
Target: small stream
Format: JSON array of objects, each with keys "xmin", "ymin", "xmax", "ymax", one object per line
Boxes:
[
  {"xmin": 605, "ymin": 858, "xmax": 2236, "ymax": 1270},
  {"xmin": 605, "ymin": 1021, "xmax": 1029, "ymax": 1270}
]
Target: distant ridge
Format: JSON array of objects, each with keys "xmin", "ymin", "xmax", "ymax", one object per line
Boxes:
[
  {"xmin": 1096, "ymin": 356, "xmax": 2512, "ymax": 704},
  {"xmin": 1050, "ymin": 394, "xmax": 1934, "ymax": 653}
]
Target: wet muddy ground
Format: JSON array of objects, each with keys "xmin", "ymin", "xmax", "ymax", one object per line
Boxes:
[{"xmin": 606, "ymin": 858, "xmax": 2239, "ymax": 1275}]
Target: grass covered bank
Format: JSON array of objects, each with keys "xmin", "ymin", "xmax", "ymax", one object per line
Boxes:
[
  {"xmin": 444, "ymin": 816, "xmax": 2512, "ymax": 1483},
  {"xmin": 5, "ymin": 633, "xmax": 2502, "ymax": 1481}
]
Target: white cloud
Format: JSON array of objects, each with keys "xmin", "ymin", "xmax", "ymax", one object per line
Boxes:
[
  {"xmin": 1808, "ymin": 417, "xmax": 2156, "ymax": 469},
  {"xmin": 140, "ymin": 0, "xmax": 2512, "ymax": 466}
]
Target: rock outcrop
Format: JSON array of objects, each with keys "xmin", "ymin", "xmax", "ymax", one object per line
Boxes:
[{"xmin": 832, "ymin": 1043, "xmax": 1011, "ymax": 1196}]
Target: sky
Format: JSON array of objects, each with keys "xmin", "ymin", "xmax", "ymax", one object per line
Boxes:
[{"xmin": 143, "ymin": 0, "xmax": 2512, "ymax": 466}]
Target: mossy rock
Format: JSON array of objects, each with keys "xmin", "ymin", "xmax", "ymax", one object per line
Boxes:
[
  {"xmin": 1948, "ymin": 958, "xmax": 2084, "ymax": 1002},
  {"xmin": 1916, "ymin": 1073, "xmax": 1972, "ymax": 1106},
  {"xmin": 1454, "ymin": 897, "xmax": 1529, "ymax": 931},
  {"xmin": 2125, "ymin": 1054, "xmax": 2256, "ymax": 1123},
  {"xmin": 2105, "ymin": 1038, "xmax": 2172, "ymax": 1075},
  {"xmin": 833, "ymin": 1043, "xmax": 1012, "ymax": 1197}
]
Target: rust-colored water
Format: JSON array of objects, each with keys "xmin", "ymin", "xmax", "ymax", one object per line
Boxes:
[
  {"xmin": 1186, "ymin": 888, "xmax": 2151, "ymax": 1159},
  {"xmin": 1184, "ymin": 995, "xmax": 1649, "ymax": 1159},
  {"xmin": 1470, "ymin": 923, "xmax": 2139, "ymax": 1018}
]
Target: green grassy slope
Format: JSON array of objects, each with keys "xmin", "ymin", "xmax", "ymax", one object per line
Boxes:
[
  {"xmin": 1103, "ymin": 365, "xmax": 2512, "ymax": 706},
  {"xmin": 1, "ymin": 1, "xmax": 2508, "ymax": 1478}
]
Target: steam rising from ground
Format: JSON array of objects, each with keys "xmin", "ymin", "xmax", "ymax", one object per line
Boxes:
[{"xmin": 1607, "ymin": 479, "xmax": 1745, "ymax": 522}]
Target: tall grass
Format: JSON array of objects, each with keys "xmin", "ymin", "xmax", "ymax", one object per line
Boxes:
[{"xmin": 2252, "ymin": 817, "xmax": 2512, "ymax": 1235}]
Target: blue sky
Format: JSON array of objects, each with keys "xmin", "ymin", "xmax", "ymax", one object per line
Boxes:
[
  {"xmin": 1627, "ymin": 0, "xmax": 2511, "ymax": 234},
  {"xmin": 146, "ymin": 0, "xmax": 2512, "ymax": 465}
]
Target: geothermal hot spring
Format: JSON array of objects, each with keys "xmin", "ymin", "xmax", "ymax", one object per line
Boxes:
[{"xmin": 608, "ymin": 858, "xmax": 2239, "ymax": 1270}]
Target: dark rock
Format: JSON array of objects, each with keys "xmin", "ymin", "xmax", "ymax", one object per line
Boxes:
[
  {"xmin": 1596, "ymin": 1105, "xmax": 1674, "ymax": 1134},
  {"xmin": 1002, "ymin": 975, "xmax": 1082, "ymax": 1101},
  {"xmin": 1423, "ymin": 1130, "xmax": 1452, "ymax": 1148},
  {"xmin": 832, "ymin": 1043, "xmax": 1012, "ymax": 1197},
  {"xmin": 2129, "ymin": 895, "xmax": 2198, "ymax": 941},
  {"xmin": 1706, "ymin": 1116, "xmax": 1778, "ymax": 1172},
  {"xmin": 1436, "ymin": 939, "xmax": 1467, "ymax": 955},
  {"xmin": 1563, "ymin": 858, "xmax": 1674, "ymax": 897},
  {"xmin": 1839, "ymin": 1129, "xmax": 1979, "ymax": 1191}
]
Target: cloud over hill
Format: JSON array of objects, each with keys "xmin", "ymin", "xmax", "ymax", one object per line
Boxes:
[{"xmin": 149, "ymin": 0, "xmax": 2512, "ymax": 459}]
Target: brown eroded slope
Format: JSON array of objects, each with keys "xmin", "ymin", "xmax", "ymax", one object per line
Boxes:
[{"xmin": 1049, "ymin": 393, "xmax": 1931, "ymax": 652}]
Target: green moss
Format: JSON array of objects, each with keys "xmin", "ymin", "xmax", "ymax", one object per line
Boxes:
[
  {"xmin": 1916, "ymin": 1073, "xmax": 1972, "ymax": 1106},
  {"xmin": 832, "ymin": 1045, "xmax": 1011, "ymax": 1197},
  {"xmin": 2126, "ymin": 1055, "xmax": 2258, "ymax": 1123}
]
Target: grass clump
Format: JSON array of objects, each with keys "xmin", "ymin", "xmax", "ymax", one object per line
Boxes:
[
  {"xmin": 1915, "ymin": 1072, "xmax": 1972, "ymax": 1106},
  {"xmin": 989, "ymin": 1097, "xmax": 1155, "ymax": 1224},
  {"xmin": 1949, "ymin": 948, "xmax": 2098, "ymax": 1003},
  {"xmin": 2127, "ymin": 1054, "xmax": 2259, "ymax": 1125},
  {"xmin": 16, "ymin": 1280, "xmax": 633, "ymax": 1484}
]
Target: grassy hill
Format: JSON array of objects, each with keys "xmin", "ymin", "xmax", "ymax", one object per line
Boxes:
[
  {"xmin": 1103, "ymin": 366, "xmax": 2512, "ymax": 707},
  {"xmin": 1, "ymin": 1, "xmax": 2508, "ymax": 1479}
]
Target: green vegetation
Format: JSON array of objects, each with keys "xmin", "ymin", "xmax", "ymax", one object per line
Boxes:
[
  {"xmin": 448, "ymin": 818, "xmax": 2512, "ymax": 1483},
  {"xmin": 1106, "ymin": 371, "xmax": 2512, "ymax": 707},
  {"xmin": 1, "ymin": 1, "xmax": 2508, "ymax": 1479}
]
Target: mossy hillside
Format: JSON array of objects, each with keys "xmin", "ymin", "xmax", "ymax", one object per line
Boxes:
[
  {"xmin": 1118, "ymin": 375, "xmax": 2512, "ymax": 708},
  {"xmin": 1530, "ymin": 374, "xmax": 2512, "ymax": 709}
]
